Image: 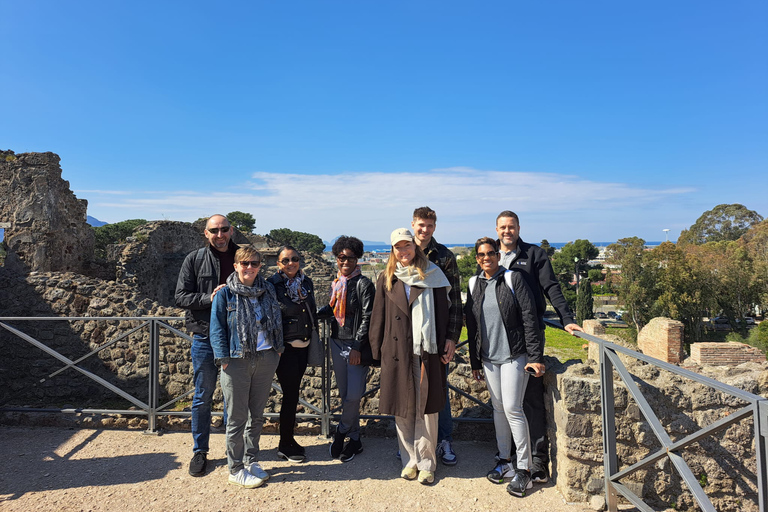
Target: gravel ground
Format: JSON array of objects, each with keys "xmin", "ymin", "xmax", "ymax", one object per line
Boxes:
[{"xmin": 0, "ymin": 426, "xmax": 600, "ymax": 512}]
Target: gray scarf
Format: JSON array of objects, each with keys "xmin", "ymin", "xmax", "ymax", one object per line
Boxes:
[
  {"xmin": 394, "ymin": 261, "xmax": 451, "ymax": 355},
  {"xmin": 226, "ymin": 272, "xmax": 283, "ymax": 355}
]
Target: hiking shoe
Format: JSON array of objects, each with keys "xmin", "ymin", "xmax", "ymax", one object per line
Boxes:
[
  {"xmin": 436, "ymin": 439, "xmax": 457, "ymax": 466},
  {"xmin": 278, "ymin": 443, "xmax": 307, "ymax": 463},
  {"xmin": 290, "ymin": 439, "xmax": 306, "ymax": 456},
  {"xmin": 246, "ymin": 462, "xmax": 270, "ymax": 482},
  {"xmin": 417, "ymin": 470, "xmax": 435, "ymax": 485},
  {"xmin": 340, "ymin": 438, "xmax": 363, "ymax": 462},
  {"xmin": 530, "ymin": 460, "xmax": 550, "ymax": 483},
  {"xmin": 401, "ymin": 467, "xmax": 418, "ymax": 480},
  {"xmin": 486, "ymin": 460, "xmax": 514, "ymax": 484},
  {"xmin": 228, "ymin": 468, "xmax": 263, "ymax": 489},
  {"xmin": 188, "ymin": 452, "xmax": 208, "ymax": 477},
  {"xmin": 506, "ymin": 469, "xmax": 533, "ymax": 497},
  {"xmin": 329, "ymin": 429, "xmax": 345, "ymax": 459}
]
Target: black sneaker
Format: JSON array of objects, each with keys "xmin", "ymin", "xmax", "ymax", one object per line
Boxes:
[
  {"xmin": 188, "ymin": 452, "xmax": 208, "ymax": 477},
  {"xmin": 329, "ymin": 429, "xmax": 345, "ymax": 459},
  {"xmin": 506, "ymin": 469, "xmax": 533, "ymax": 497},
  {"xmin": 486, "ymin": 459, "xmax": 514, "ymax": 484},
  {"xmin": 339, "ymin": 438, "xmax": 363, "ymax": 462},
  {"xmin": 277, "ymin": 442, "xmax": 307, "ymax": 463},
  {"xmin": 530, "ymin": 461, "xmax": 550, "ymax": 483},
  {"xmin": 290, "ymin": 439, "xmax": 306, "ymax": 456}
]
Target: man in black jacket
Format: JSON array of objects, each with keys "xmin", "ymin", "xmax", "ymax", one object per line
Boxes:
[
  {"xmin": 495, "ymin": 210, "xmax": 583, "ymax": 483},
  {"xmin": 175, "ymin": 214, "xmax": 238, "ymax": 477}
]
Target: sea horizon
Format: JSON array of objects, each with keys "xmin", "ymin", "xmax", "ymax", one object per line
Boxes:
[{"xmin": 326, "ymin": 241, "xmax": 666, "ymax": 252}]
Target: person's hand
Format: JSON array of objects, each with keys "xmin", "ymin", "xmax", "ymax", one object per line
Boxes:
[
  {"xmin": 472, "ymin": 369, "xmax": 484, "ymax": 381},
  {"xmin": 211, "ymin": 284, "xmax": 226, "ymax": 301},
  {"xmin": 349, "ymin": 349, "xmax": 361, "ymax": 365},
  {"xmin": 564, "ymin": 323, "xmax": 584, "ymax": 335},
  {"xmin": 525, "ymin": 362, "xmax": 546, "ymax": 378},
  {"xmin": 441, "ymin": 339, "xmax": 456, "ymax": 364}
]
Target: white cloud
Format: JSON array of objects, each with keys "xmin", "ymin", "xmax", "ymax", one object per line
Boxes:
[{"xmin": 82, "ymin": 167, "xmax": 696, "ymax": 243}]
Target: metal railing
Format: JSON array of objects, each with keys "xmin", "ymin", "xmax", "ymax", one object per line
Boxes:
[
  {"xmin": 0, "ymin": 316, "xmax": 492, "ymax": 437},
  {"xmin": 575, "ymin": 329, "xmax": 768, "ymax": 512}
]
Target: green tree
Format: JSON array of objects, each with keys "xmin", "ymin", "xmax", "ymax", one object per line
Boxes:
[
  {"xmin": 576, "ymin": 278, "xmax": 594, "ymax": 325},
  {"xmin": 551, "ymin": 239, "xmax": 600, "ymax": 309},
  {"xmin": 92, "ymin": 219, "xmax": 147, "ymax": 259},
  {"xmin": 457, "ymin": 248, "xmax": 478, "ymax": 290},
  {"xmin": 226, "ymin": 211, "xmax": 256, "ymax": 233},
  {"xmin": 540, "ymin": 239, "xmax": 555, "ymax": 258},
  {"xmin": 268, "ymin": 228, "xmax": 325, "ymax": 254},
  {"xmin": 607, "ymin": 237, "xmax": 653, "ymax": 330},
  {"xmin": 741, "ymin": 219, "xmax": 768, "ymax": 313},
  {"xmin": 678, "ymin": 203, "xmax": 763, "ymax": 246}
]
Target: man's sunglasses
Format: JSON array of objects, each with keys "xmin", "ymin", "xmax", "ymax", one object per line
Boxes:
[
  {"xmin": 207, "ymin": 226, "xmax": 231, "ymax": 235},
  {"xmin": 238, "ymin": 260, "xmax": 260, "ymax": 268},
  {"xmin": 279, "ymin": 256, "xmax": 300, "ymax": 265}
]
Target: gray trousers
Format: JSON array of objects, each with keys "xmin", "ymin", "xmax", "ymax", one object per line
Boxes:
[
  {"xmin": 330, "ymin": 337, "xmax": 369, "ymax": 441},
  {"xmin": 483, "ymin": 354, "xmax": 531, "ymax": 471},
  {"xmin": 395, "ymin": 356, "xmax": 438, "ymax": 472},
  {"xmin": 220, "ymin": 349, "xmax": 280, "ymax": 474}
]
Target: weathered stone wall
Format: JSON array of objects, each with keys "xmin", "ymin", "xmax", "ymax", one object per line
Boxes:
[
  {"xmin": 0, "ymin": 150, "xmax": 94, "ymax": 274},
  {"xmin": 691, "ymin": 342, "xmax": 767, "ymax": 365},
  {"xmin": 552, "ymin": 357, "xmax": 767, "ymax": 511},
  {"xmin": 637, "ymin": 317, "xmax": 685, "ymax": 363}
]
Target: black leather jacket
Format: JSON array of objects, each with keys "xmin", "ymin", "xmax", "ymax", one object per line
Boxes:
[
  {"xmin": 174, "ymin": 241, "xmax": 238, "ymax": 334},
  {"xmin": 318, "ymin": 274, "xmax": 375, "ymax": 352},
  {"xmin": 268, "ymin": 272, "xmax": 317, "ymax": 343}
]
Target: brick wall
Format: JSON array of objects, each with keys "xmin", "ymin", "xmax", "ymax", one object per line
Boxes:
[{"xmin": 690, "ymin": 342, "xmax": 767, "ymax": 365}]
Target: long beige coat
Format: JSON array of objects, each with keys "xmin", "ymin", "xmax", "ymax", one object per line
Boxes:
[{"xmin": 369, "ymin": 272, "xmax": 450, "ymax": 418}]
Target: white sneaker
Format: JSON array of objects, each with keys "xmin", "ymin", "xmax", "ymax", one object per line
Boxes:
[
  {"xmin": 228, "ymin": 468, "xmax": 263, "ymax": 489},
  {"xmin": 247, "ymin": 461, "xmax": 270, "ymax": 482}
]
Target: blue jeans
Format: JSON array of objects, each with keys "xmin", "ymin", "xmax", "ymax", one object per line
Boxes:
[
  {"xmin": 191, "ymin": 334, "xmax": 222, "ymax": 454},
  {"xmin": 437, "ymin": 364, "xmax": 453, "ymax": 442}
]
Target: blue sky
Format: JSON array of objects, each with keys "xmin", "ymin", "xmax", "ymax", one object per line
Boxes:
[{"xmin": 2, "ymin": 0, "xmax": 766, "ymax": 244}]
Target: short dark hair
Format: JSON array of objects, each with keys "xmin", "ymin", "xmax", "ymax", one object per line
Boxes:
[
  {"xmin": 277, "ymin": 245, "xmax": 299, "ymax": 259},
  {"xmin": 332, "ymin": 236, "xmax": 364, "ymax": 258},
  {"xmin": 474, "ymin": 237, "xmax": 498, "ymax": 253},
  {"xmin": 412, "ymin": 206, "xmax": 437, "ymax": 222},
  {"xmin": 496, "ymin": 210, "xmax": 519, "ymax": 224}
]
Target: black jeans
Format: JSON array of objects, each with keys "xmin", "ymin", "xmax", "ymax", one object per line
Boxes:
[{"xmin": 275, "ymin": 343, "xmax": 309, "ymax": 445}]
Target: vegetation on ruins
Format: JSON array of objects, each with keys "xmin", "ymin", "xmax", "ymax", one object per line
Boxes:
[
  {"xmin": 92, "ymin": 219, "xmax": 148, "ymax": 259},
  {"xmin": 268, "ymin": 228, "xmax": 325, "ymax": 254}
]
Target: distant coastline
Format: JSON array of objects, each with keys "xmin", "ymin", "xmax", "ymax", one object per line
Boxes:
[{"xmin": 326, "ymin": 241, "xmax": 666, "ymax": 252}]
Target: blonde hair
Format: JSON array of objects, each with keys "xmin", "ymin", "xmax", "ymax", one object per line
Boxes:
[
  {"xmin": 235, "ymin": 245, "xmax": 262, "ymax": 265},
  {"xmin": 384, "ymin": 243, "xmax": 429, "ymax": 291}
]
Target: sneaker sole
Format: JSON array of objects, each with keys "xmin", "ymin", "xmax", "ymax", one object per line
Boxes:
[
  {"xmin": 532, "ymin": 476, "xmax": 549, "ymax": 483},
  {"xmin": 340, "ymin": 446, "xmax": 363, "ymax": 463},
  {"xmin": 228, "ymin": 478, "xmax": 264, "ymax": 489},
  {"xmin": 486, "ymin": 474, "xmax": 507, "ymax": 484},
  {"xmin": 277, "ymin": 451, "xmax": 306, "ymax": 463},
  {"xmin": 441, "ymin": 457, "xmax": 457, "ymax": 466},
  {"xmin": 507, "ymin": 481, "xmax": 533, "ymax": 497}
]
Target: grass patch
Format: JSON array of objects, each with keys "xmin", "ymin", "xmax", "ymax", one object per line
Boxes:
[{"xmin": 544, "ymin": 327, "xmax": 586, "ymax": 363}]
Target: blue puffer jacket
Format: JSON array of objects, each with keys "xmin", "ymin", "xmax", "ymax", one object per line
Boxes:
[{"xmin": 210, "ymin": 285, "xmax": 285, "ymax": 366}]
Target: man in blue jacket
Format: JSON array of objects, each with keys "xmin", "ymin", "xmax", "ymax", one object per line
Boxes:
[
  {"xmin": 175, "ymin": 214, "xmax": 238, "ymax": 477},
  {"xmin": 495, "ymin": 210, "xmax": 583, "ymax": 483}
]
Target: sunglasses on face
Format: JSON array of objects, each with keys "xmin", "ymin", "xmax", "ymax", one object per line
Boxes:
[
  {"xmin": 476, "ymin": 251, "xmax": 498, "ymax": 258},
  {"xmin": 279, "ymin": 256, "xmax": 300, "ymax": 265},
  {"xmin": 207, "ymin": 226, "xmax": 231, "ymax": 235},
  {"xmin": 336, "ymin": 256, "xmax": 358, "ymax": 263},
  {"xmin": 238, "ymin": 260, "xmax": 260, "ymax": 268}
]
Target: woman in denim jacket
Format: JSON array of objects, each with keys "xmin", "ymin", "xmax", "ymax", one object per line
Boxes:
[{"xmin": 210, "ymin": 245, "xmax": 283, "ymax": 489}]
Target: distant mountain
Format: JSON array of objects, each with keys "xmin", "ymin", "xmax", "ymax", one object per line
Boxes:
[{"xmin": 87, "ymin": 215, "xmax": 107, "ymax": 227}]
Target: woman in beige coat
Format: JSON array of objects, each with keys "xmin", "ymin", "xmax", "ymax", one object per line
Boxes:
[{"xmin": 369, "ymin": 228, "xmax": 452, "ymax": 485}]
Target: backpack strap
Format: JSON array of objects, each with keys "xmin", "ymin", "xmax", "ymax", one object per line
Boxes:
[
  {"xmin": 193, "ymin": 247, "xmax": 207, "ymax": 274},
  {"xmin": 469, "ymin": 275, "xmax": 478, "ymax": 295},
  {"xmin": 504, "ymin": 270, "xmax": 516, "ymax": 295}
]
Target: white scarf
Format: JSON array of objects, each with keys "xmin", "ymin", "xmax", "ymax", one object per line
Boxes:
[{"xmin": 394, "ymin": 261, "xmax": 451, "ymax": 355}]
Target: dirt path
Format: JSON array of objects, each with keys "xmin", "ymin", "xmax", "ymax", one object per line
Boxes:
[{"xmin": 0, "ymin": 426, "xmax": 598, "ymax": 512}]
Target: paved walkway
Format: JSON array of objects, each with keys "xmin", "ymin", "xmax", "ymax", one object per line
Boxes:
[{"xmin": 0, "ymin": 426, "xmax": 601, "ymax": 512}]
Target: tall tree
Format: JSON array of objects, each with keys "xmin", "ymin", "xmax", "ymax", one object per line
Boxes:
[
  {"xmin": 268, "ymin": 228, "xmax": 325, "ymax": 254},
  {"xmin": 607, "ymin": 237, "xmax": 653, "ymax": 330},
  {"xmin": 741, "ymin": 219, "xmax": 768, "ymax": 313},
  {"xmin": 678, "ymin": 204, "xmax": 763, "ymax": 246},
  {"xmin": 540, "ymin": 239, "xmax": 555, "ymax": 258},
  {"xmin": 456, "ymin": 248, "xmax": 478, "ymax": 289},
  {"xmin": 551, "ymin": 239, "xmax": 600, "ymax": 309},
  {"xmin": 226, "ymin": 211, "xmax": 256, "ymax": 234},
  {"xmin": 575, "ymin": 278, "xmax": 594, "ymax": 325}
]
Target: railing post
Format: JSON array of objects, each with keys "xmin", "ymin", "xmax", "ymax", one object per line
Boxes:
[
  {"xmin": 145, "ymin": 319, "xmax": 160, "ymax": 435},
  {"xmin": 756, "ymin": 400, "xmax": 768, "ymax": 512},
  {"xmin": 599, "ymin": 338, "xmax": 619, "ymax": 512}
]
